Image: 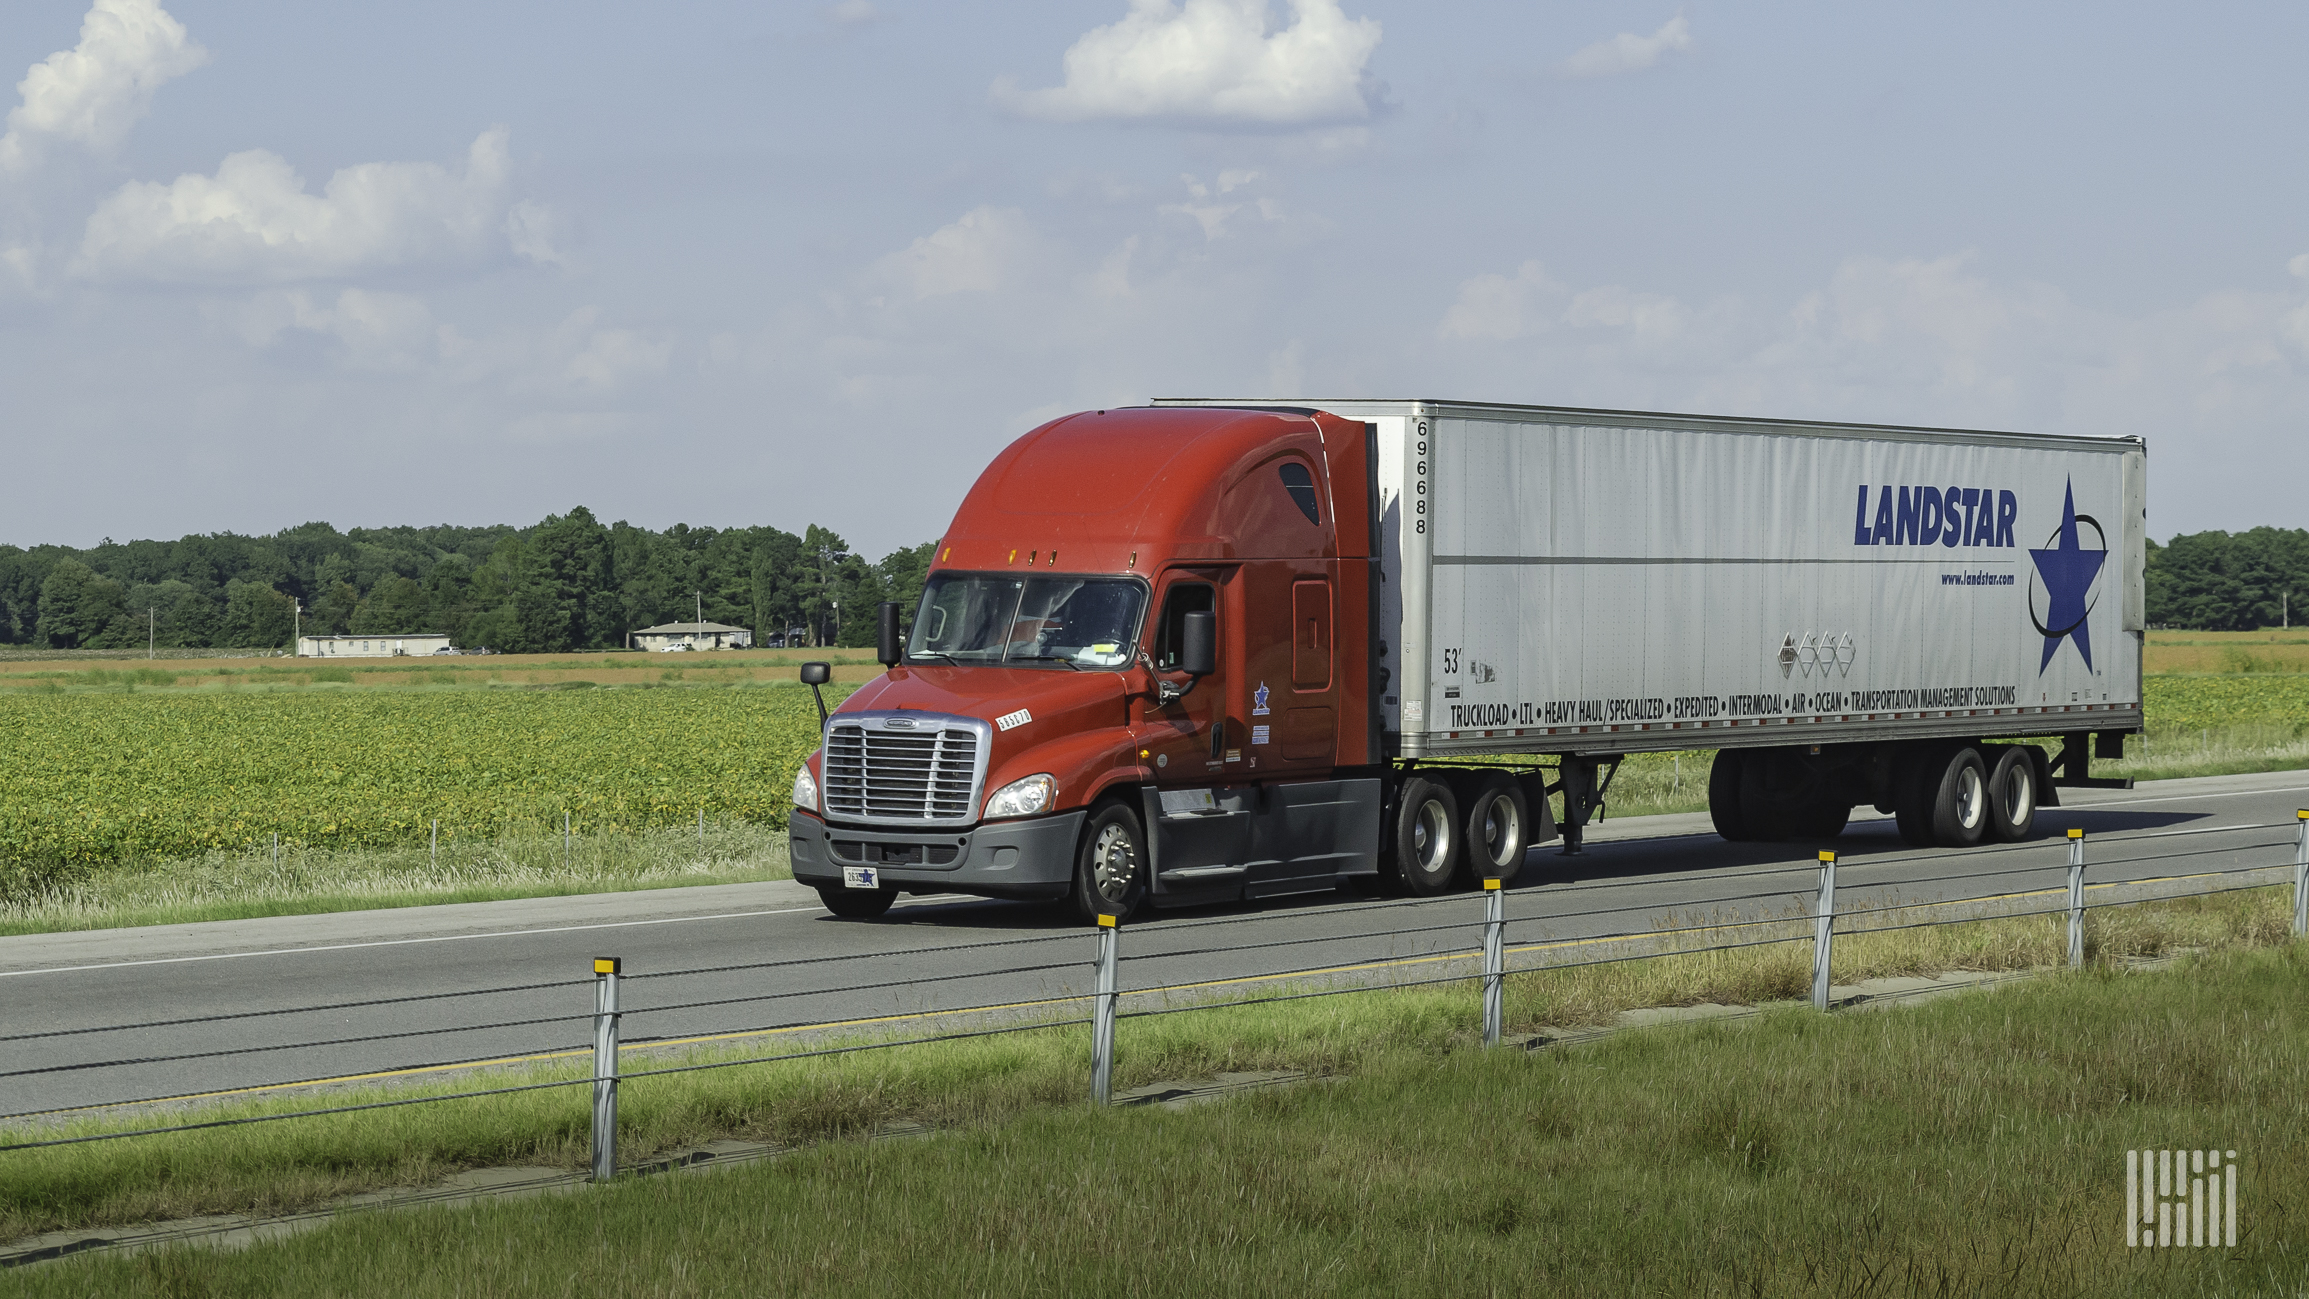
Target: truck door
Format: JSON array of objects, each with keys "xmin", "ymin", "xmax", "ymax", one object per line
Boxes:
[
  {"xmin": 1139, "ymin": 571, "xmax": 1255, "ymax": 895},
  {"xmin": 1142, "ymin": 572, "xmax": 1230, "ymax": 777}
]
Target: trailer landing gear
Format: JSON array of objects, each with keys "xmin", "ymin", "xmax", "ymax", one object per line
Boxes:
[{"xmin": 1552, "ymin": 755, "xmax": 1619, "ymax": 856}]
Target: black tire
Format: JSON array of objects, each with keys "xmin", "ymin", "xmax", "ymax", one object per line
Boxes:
[
  {"xmin": 1073, "ymin": 801, "xmax": 1147, "ymax": 923},
  {"xmin": 817, "ymin": 885, "xmax": 896, "ymax": 919},
  {"xmin": 1791, "ymin": 800, "xmax": 1852, "ymax": 840},
  {"xmin": 1394, "ymin": 776, "xmax": 1461, "ymax": 896},
  {"xmin": 1928, "ymin": 746, "xmax": 1991, "ymax": 847},
  {"xmin": 1463, "ymin": 771, "xmax": 1529, "ymax": 886},
  {"xmin": 1892, "ymin": 745, "xmax": 1941, "ymax": 847},
  {"xmin": 1708, "ymin": 750, "xmax": 1753, "ymax": 841},
  {"xmin": 1987, "ymin": 746, "xmax": 2039, "ymax": 842}
]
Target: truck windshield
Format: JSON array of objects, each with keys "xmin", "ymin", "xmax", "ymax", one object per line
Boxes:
[{"xmin": 908, "ymin": 574, "xmax": 1146, "ymax": 669}]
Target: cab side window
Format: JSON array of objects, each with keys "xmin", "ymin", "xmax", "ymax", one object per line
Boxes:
[{"xmin": 1151, "ymin": 583, "xmax": 1215, "ymax": 671}]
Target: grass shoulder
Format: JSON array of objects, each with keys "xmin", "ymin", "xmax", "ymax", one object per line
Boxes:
[{"xmin": 15, "ymin": 940, "xmax": 2305, "ymax": 1295}]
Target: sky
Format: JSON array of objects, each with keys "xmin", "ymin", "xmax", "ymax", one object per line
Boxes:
[{"xmin": 1, "ymin": 0, "xmax": 2304, "ymax": 557}]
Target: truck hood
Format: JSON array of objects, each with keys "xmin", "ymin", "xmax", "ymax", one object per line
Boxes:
[{"xmin": 835, "ymin": 666, "xmax": 1129, "ymax": 771}]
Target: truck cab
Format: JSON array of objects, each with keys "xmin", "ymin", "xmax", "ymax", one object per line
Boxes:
[{"xmin": 787, "ymin": 405, "xmax": 1396, "ymax": 920}]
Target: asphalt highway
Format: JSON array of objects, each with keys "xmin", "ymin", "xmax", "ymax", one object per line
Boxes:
[{"xmin": 3, "ymin": 768, "xmax": 2303, "ymax": 1123}]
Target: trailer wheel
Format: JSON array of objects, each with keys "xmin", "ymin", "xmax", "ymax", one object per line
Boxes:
[
  {"xmin": 1463, "ymin": 771, "xmax": 1529, "ymax": 885},
  {"xmin": 1987, "ymin": 746, "xmax": 2038, "ymax": 842},
  {"xmin": 1707, "ymin": 750, "xmax": 1753, "ymax": 841},
  {"xmin": 1790, "ymin": 800, "xmax": 1852, "ymax": 840},
  {"xmin": 1073, "ymin": 801, "xmax": 1148, "ymax": 923},
  {"xmin": 817, "ymin": 886, "xmax": 897, "ymax": 919},
  {"xmin": 1928, "ymin": 746, "xmax": 1991, "ymax": 847},
  {"xmin": 1395, "ymin": 776, "xmax": 1461, "ymax": 896},
  {"xmin": 1891, "ymin": 745, "xmax": 1942, "ymax": 847}
]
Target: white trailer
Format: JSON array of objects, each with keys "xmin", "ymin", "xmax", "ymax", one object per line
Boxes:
[{"xmin": 1160, "ymin": 398, "xmax": 2146, "ymax": 852}]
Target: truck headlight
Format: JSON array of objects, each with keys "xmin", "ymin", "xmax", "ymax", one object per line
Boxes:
[
  {"xmin": 983, "ymin": 773, "xmax": 1056, "ymax": 820},
  {"xmin": 791, "ymin": 762, "xmax": 819, "ymax": 813}
]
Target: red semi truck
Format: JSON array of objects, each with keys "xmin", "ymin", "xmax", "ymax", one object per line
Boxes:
[{"xmin": 787, "ymin": 400, "xmax": 2146, "ymax": 920}]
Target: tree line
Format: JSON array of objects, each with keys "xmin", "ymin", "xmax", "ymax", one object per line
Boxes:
[
  {"xmin": 2145, "ymin": 526, "xmax": 2307, "ymax": 631},
  {"xmin": 2, "ymin": 514, "xmax": 2296, "ymax": 652},
  {"xmin": 0, "ymin": 509, "xmax": 935, "ymax": 653}
]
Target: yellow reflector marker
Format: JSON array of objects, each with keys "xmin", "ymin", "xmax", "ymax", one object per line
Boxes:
[
  {"xmin": 2298, "ymin": 809, "xmax": 2308, "ymax": 820},
  {"xmin": 2068, "ymin": 828, "xmax": 2085, "ymax": 840},
  {"xmin": 1817, "ymin": 851, "xmax": 1835, "ymax": 863},
  {"xmin": 1097, "ymin": 913, "xmax": 1117, "ymax": 928},
  {"xmin": 1483, "ymin": 878, "xmax": 1501, "ymax": 892},
  {"xmin": 593, "ymin": 957, "xmax": 619, "ymax": 975}
]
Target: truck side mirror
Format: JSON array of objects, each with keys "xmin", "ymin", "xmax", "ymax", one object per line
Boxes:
[
  {"xmin": 876, "ymin": 602, "xmax": 902, "ymax": 669},
  {"xmin": 799, "ymin": 660, "xmax": 831, "ymax": 729},
  {"xmin": 1181, "ymin": 610, "xmax": 1216, "ymax": 677}
]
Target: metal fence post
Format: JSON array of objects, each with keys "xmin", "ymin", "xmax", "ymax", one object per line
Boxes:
[
  {"xmin": 564, "ymin": 811, "xmax": 572, "ymax": 870},
  {"xmin": 2067, "ymin": 828, "xmax": 2086, "ymax": 968},
  {"xmin": 2294, "ymin": 811, "xmax": 2308, "ymax": 938},
  {"xmin": 1481, "ymin": 878, "xmax": 1505, "ymax": 1047},
  {"xmin": 431, "ymin": 818, "xmax": 439, "ymax": 870},
  {"xmin": 591, "ymin": 957, "xmax": 621, "ymax": 1181},
  {"xmin": 1812, "ymin": 851, "xmax": 1836, "ymax": 1011},
  {"xmin": 1090, "ymin": 914, "xmax": 1118, "ymax": 1106}
]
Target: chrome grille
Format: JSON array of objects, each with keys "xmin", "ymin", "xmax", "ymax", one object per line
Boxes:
[{"xmin": 821, "ymin": 713, "xmax": 990, "ymax": 826}]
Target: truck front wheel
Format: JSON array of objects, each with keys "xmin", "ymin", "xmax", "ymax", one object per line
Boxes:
[
  {"xmin": 1395, "ymin": 776, "xmax": 1462, "ymax": 896},
  {"xmin": 1073, "ymin": 802, "xmax": 1147, "ymax": 923}
]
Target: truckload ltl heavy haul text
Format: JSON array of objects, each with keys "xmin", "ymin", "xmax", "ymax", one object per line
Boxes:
[{"xmin": 788, "ymin": 400, "xmax": 2145, "ymax": 920}]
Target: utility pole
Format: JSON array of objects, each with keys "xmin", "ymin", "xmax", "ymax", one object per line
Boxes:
[
  {"xmin": 293, "ymin": 601, "xmax": 302, "ymax": 657},
  {"xmin": 147, "ymin": 607, "xmax": 155, "ymax": 659},
  {"xmin": 694, "ymin": 591, "xmax": 703, "ymax": 649}
]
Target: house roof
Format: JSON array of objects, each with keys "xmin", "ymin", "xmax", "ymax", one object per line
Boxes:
[
  {"xmin": 632, "ymin": 621, "xmax": 749, "ymax": 635},
  {"xmin": 299, "ymin": 632, "xmax": 448, "ymax": 640}
]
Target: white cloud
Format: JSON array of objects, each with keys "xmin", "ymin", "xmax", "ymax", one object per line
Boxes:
[
  {"xmin": 869, "ymin": 207, "xmax": 1043, "ymax": 300},
  {"xmin": 993, "ymin": 0, "xmax": 1381, "ymax": 127},
  {"xmin": 0, "ymin": 0, "xmax": 206, "ymax": 174},
  {"xmin": 1434, "ymin": 251, "xmax": 2309, "ymax": 466},
  {"xmin": 75, "ymin": 127, "xmax": 558, "ymax": 284},
  {"xmin": 1561, "ymin": 16, "xmax": 1692, "ymax": 79},
  {"xmin": 1158, "ymin": 169, "xmax": 1275, "ymax": 239}
]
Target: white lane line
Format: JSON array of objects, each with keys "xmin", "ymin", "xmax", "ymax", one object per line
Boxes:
[
  {"xmin": 2078, "ymin": 783, "xmax": 2309, "ymax": 808},
  {"xmin": 0, "ymin": 904, "xmax": 833, "ymax": 979}
]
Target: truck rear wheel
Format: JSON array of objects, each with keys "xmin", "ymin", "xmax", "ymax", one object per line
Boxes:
[
  {"xmin": 1073, "ymin": 801, "xmax": 1147, "ymax": 923},
  {"xmin": 817, "ymin": 886, "xmax": 897, "ymax": 919},
  {"xmin": 1463, "ymin": 771, "xmax": 1529, "ymax": 885},
  {"xmin": 1395, "ymin": 776, "xmax": 1461, "ymax": 896},
  {"xmin": 1987, "ymin": 746, "xmax": 2038, "ymax": 842},
  {"xmin": 1928, "ymin": 746, "xmax": 1991, "ymax": 847},
  {"xmin": 1707, "ymin": 750, "xmax": 1753, "ymax": 841}
]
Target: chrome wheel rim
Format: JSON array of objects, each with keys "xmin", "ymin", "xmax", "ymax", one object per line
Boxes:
[
  {"xmin": 2003, "ymin": 765, "xmax": 2034, "ymax": 824},
  {"xmin": 1481, "ymin": 798, "xmax": 1519, "ymax": 867},
  {"xmin": 1413, "ymin": 799, "xmax": 1452, "ymax": 876},
  {"xmin": 1955, "ymin": 765, "xmax": 1985, "ymax": 831},
  {"xmin": 1091, "ymin": 822, "xmax": 1136, "ymax": 903}
]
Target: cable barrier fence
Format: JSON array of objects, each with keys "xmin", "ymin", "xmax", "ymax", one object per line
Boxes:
[{"xmin": 3, "ymin": 813, "xmax": 2305, "ymax": 1177}]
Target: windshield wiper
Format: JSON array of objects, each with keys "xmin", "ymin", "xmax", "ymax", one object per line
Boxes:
[
  {"xmin": 1012, "ymin": 654, "xmax": 1085, "ymax": 670},
  {"xmin": 910, "ymin": 651, "xmax": 959, "ymax": 664}
]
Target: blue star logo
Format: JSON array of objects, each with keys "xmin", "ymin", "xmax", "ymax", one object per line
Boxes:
[
  {"xmin": 1252, "ymin": 682, "xmax": 1271, "ymax": 716},
  {"xmin": 2027, "ymin": 478, "xmax": 2107, "ymax": 673}
]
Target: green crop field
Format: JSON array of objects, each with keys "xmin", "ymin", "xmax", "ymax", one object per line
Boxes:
[{"xmin": 0, "ymin": 685, "xmax": 827, "ymax": 890}]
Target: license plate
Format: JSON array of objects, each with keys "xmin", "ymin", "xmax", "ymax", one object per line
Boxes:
[{"xmin": 842, "ymin": 866, "xmax": 880, "ymax": 890}]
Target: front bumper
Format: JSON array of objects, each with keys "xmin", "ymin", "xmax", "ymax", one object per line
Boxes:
[{"xmin": 789, "ymin": 809, "xmax": 1087, "ymax": 900}]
